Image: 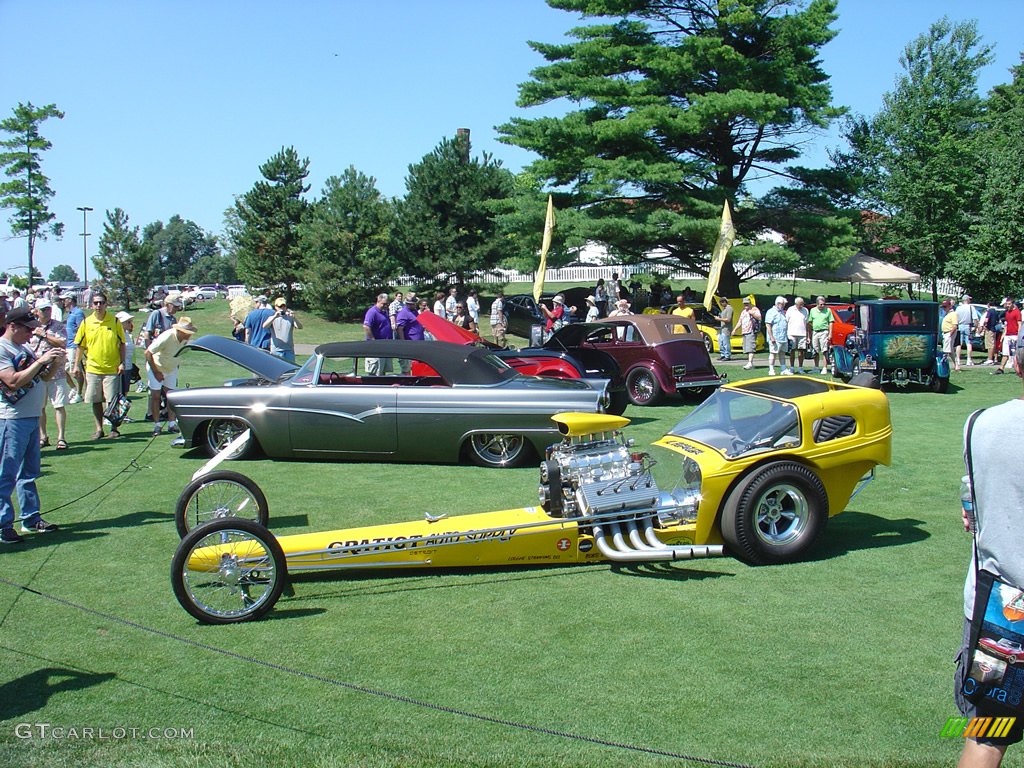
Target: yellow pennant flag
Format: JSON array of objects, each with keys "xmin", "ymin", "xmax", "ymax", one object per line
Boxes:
[
  {"xmin": 533, "ymin": 194, "xmax": 555, "ymax": 303},
  {"xmin": 703, "ymin": 199, "xmax": 735, "ymax": 310}
]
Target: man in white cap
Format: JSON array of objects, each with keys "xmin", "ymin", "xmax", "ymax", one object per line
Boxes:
[
  {"xmin": 145, "ymin": 316, "xmax": 197, "ymax": 440},
  {"xmin": 954, "ymin": 295, "xmax": 978, "ymax": 368},
  {"xmin": 608, "ymin": 298, "xmax": 632, "ymax": 317}
]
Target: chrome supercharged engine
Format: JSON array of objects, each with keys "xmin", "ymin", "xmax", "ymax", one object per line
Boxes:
[{"xmin": 537, "ymin": 419, "xmax": 719, "ymax": 562}]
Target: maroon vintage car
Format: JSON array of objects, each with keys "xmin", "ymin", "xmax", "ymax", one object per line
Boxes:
[
  {"xmin": 540, "ymin": 314, "xmax": 724, "ymax": 406},
  {"xmin": 418, "ymin": 311, "xmax": 628, "ymax": 414}
]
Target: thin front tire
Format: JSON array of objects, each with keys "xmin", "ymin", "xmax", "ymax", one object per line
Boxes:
[
  {"xmin": 175, "ymin": 470, "xmax": 270, "ymax": 538},
  {"xmin": 171, "ymin": 518, "xmax": 286, "ymax": 624}
]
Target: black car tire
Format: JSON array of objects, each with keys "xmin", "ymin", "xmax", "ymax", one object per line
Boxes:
[
  {"xmin": 607, "ymin": 389, "xmax": 629, "ymax": 416},
  {"xmin": 171, "ymin": 518, "xmax": 287, "ymax": 624},
  {"xmin": 204, "ymin": 419, "xmax": 254, "ymax": 460},
  {"xmin": 720, "ymin": 461, "xmax": 828, "ymax": 565},
  {"xmin": 929, "ymin": 374, "xmax": 950, "ymax": 393},
  {"xmin": 701, "ymin": 332, "xmax": 714, "ymax": 355},
  {"xmin": 626, "ymin": 367, "xmax": 662, "ymax": 406},
  {"xmin": 175, "ymin": 470, "xmax": 270, "ymax": 538},
  {"xmin": 467, "ymin": 433, "xmax": 531, "ymax": 468}
]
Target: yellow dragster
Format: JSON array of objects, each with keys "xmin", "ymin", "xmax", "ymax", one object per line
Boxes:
[{"xmin": 171, "ymin": 377, "xmax": 891, "ymax": 623}]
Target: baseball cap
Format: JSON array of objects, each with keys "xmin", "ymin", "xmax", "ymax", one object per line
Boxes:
[
  {"xmin": 115, "ymin": 311, "xmax": 133, "ymax": 323},
  {"xmin": 6, "ymin": 306, "xmax": 41, "ymax": 328}
]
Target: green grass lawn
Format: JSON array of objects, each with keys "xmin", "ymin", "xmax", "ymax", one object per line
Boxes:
[{"xmin": 0, "ymin": 308, "xmax": 1017, "ymax": 768}]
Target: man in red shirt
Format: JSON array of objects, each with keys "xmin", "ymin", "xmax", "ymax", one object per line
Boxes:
[{"xmin": 994, "ymin": 298, "xmax": 1021, "ymax": 375}]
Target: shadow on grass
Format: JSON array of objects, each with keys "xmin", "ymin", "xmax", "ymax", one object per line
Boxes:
[
  {"xmin": 807, "ymin": 509, "xmax": 929, "ymax": 562},
  {"xmin": 0, "ymin": 667, "xmax": 115, "ymax": 719},
  {"xmin": 3, "ymin": 647, "xmax": 330, "ymax": 740},
  {"xmin": 610, "ymin": 562, "xmax": 734, "ymax": 581},
  {"xmin": 30, "ymin": 510, "xmax": 176, "ymax": 545},
  {"xmin": 285, "ymin": 562, "xmax": 612, "ymax": 603},
  {"xmin": 268, "ymin": 513, "xmax": 310, "ymax": 529}
]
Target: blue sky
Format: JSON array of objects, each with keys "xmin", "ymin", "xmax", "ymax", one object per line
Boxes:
[{"xmin": 2, "ymin": 0, "xmax": 1023, "ymax": 279}]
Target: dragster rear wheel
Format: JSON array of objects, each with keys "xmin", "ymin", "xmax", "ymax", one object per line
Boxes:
[
  {"xmin": 175, "ymin": 470, "xmax": 270, "ymax": 538},
  {"xmin": 171, "ymin": 518, "xmax": 286, "ymax": 624}
]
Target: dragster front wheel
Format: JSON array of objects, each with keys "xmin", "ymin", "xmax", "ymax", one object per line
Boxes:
[
  {"xmin": 175, "ymin": 470, "xmax": 270, "ymax": 538},
  {"xmin": 171, "ymin": 518, "xmax": 287, "ymax": 624}
]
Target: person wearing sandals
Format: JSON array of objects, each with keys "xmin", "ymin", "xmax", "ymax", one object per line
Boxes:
[
  {"xmin": 0, "ymin": 307, "xmax": 66, "ymax": 543},
  {"xmin": 27, "ymin": 300, "xmax": 69, "ymax": 451},
  {"xmin": 72, "ymin": 292, "xmax": 126, "ymax": 440}
]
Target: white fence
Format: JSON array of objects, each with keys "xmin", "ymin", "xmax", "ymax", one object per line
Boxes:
[{"xmin": 473, "ymin": 264, "xmax": 959, "ymax": 299}]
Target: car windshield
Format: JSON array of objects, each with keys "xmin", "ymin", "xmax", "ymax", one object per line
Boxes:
[{"xmin": 665, "ymin": 388, "xmax": 800, "ymax": 458}]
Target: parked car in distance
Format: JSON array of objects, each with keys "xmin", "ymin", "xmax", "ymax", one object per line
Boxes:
[
  {"xmin": 417, "ymin": 311, "xmax": 628, "ymax": 414},
  {"xmin": 502, "ymin": 288, "xmax": 593, "ymax": 339},
  {"xmin": 827, "ymin": 303, "xmax": 858, "ymax": 349},
  {"xmin": 832, "ymin": 300, "xmax": 950, "ymax": 392},
  {"xmin": 527, "ymin": 314, "xmax": 723, "ymax": 407},
  {"xmin": 194, "ymin": 286, "xmax": 224, "ymax": 300},
  {"xmin": 168, "ymin": 336, "xmax": 611, "ymax": 468},
  {"xmin": 644, "ymin": 298, "xmax": 766, "ymax": 354}
]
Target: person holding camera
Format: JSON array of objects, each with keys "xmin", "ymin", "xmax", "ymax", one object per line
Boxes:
[
  {"xmin": 0, "ymin": 307, "xmax": 66, "ymax": 542},
  {"xmin": 262, "ymin": 297, "xmax": 302, "ymax": 363}
]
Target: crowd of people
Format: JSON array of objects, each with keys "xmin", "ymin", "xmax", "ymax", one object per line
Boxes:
[
  {"xmin": 940, "ymin": 295, "xmax": 1021, "ymax": 375},
  {"xmin": 0, "ymin": 284, "xmax": 200, "ymax": 545}
]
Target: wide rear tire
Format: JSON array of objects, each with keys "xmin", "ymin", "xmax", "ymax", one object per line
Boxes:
[{"xmin": 720, "ymin": 462, "xmax": 828, "ymax": 565}]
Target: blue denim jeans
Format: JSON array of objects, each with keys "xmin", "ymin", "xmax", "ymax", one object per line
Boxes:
[
  {"xmin": 0, "ymin": 417, "xmax": 42, "ymax": 530},
  {"xmin": 718, "ymin": 327, "xmax": 732, "ymax": 359},
  {"xmin": 271, "ymin": 349, "xmax": 296, "ymax": 364}
]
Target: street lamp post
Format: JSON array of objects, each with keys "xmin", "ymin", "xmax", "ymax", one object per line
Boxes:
[{"xmin": 77, "ymin": 206, "xmax": 93, "ymax": 285}]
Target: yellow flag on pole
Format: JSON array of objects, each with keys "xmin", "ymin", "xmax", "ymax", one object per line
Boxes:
[
  {"xmin": 703, "ymin": 199, "xmax": 735, "ymax": 310},
  {"xmin": 533, "ymin": 195, "xmax": 555, "ymax": 303}
]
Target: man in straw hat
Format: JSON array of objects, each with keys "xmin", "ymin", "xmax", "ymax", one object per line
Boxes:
[{"xmin": 145, "ymin": 315, "xmax": 197, "ymax": 439}]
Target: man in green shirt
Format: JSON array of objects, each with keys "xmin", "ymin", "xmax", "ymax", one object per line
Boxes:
[{"xmin": 808, "ymin": 296, "xmax": 834, "ymax": 375}]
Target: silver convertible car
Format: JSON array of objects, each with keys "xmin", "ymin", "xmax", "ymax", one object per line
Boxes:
[{"xmin": 167, "ymin": 336, "xmax": 611, "ymax": 468}]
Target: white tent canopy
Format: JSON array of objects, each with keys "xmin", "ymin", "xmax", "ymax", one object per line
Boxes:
[{"xmin": 814, "ymin": 251, "xmax": 920, "ymax": 285}]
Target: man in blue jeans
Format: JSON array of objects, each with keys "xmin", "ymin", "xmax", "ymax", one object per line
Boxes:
[{"xmin": 0, "ymin": 307, "xmax": 66, "ymax": 543}]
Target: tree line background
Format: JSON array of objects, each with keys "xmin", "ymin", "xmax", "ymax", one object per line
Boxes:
[{"xmin": 2, "ymin": 1, "xmax": 1023, "ymax": 317}]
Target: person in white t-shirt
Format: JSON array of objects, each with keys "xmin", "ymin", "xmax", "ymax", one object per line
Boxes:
[{"xmin": 785, "ymin": 297, "xmax": 809, "ymax": 374}]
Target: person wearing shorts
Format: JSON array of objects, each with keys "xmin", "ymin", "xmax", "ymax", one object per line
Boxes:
[
  {"xmin": 808, "ymin": 296, "xmax": 833, "ymax": 374},
  {"xmin": 27, "ymin": 300, "xmax": 69, "ymax": 450},
  {"xmin": 145, "ymin": 317, "xmax": 197, "ymax": 437},
  {"xmin": 785, "ymin": 297, "xmax": 809, "ymax": 374},
  {"xmin": 72, "ymin": 292, "xmax": 125, "ymax": 440},
  {"xmin": 994, "ymin": 299, "xmax": 1020, "ymax": 376},
  {"xmin": 764, "ymin": 296, "xmax": 790, "ymax": 375}
]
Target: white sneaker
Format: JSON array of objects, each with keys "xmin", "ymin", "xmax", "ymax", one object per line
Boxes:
[
  {"xmin": 781, "ymin": 368, "xmax": 793, "ymax": 375},
  {"xmin": 966, "ymin": 361, "xmax": 974, "ymax": 366},
  {"xmin": 768, "ymin": 367, "xmax": 776, "ymax": 376},
  {"xmin": 821, "ymin": 367, "xmax": 829, "ymax": 375},
  {"xmin": 742, "ymin": 363, "xmax": 753, "ymax": 370},
  {"xmin": 68, "ymin": 391, "xmax": 80, "ymax": 404},
  {"xmin": 796, "ymin": 368, "xmax": 805, "ymax": 375}
]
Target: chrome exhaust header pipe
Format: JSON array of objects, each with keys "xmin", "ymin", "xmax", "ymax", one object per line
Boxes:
[{"xmin": 593, "ymin": 521, "xmax": 724, "ymax": 562}]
